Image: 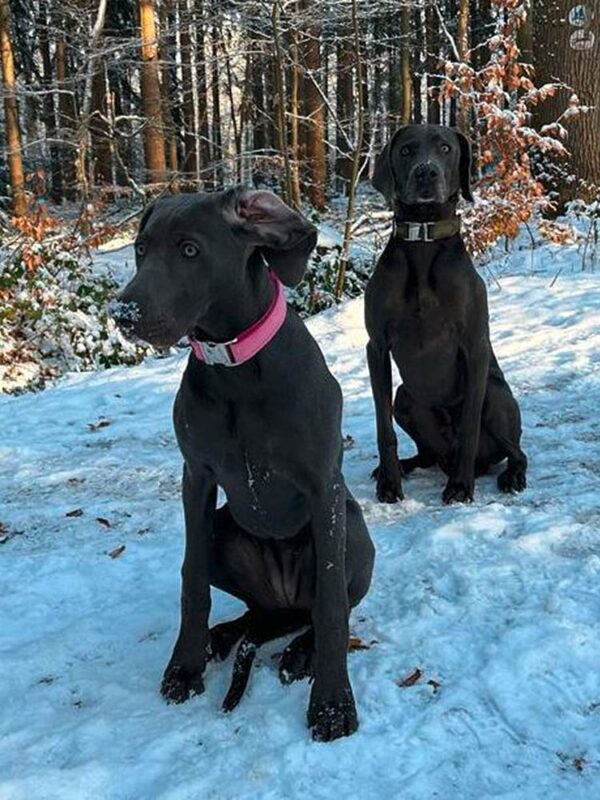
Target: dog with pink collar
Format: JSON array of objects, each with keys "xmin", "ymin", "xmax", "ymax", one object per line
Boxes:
[{"xmin": 112, "ymin": 187, "xmax": 374, "ymax": 742}]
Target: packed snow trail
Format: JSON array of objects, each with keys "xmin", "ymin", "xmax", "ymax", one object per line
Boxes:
[{"xmin": 2, "ymin": 266, "xmax": 600, "ymax": 799}]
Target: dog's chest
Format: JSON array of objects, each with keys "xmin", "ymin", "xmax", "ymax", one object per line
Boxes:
[
  {"xmin": 392, "ymin": 263, "xmax": 452, "ymax": 347},
  {"xmin": 176, "ymin": 390, "xmax": 311, "ymax": 537}
]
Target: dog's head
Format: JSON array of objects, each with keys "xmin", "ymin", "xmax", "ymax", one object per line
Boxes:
[
  {"xmin": 111, "ymin": 188, "xmax": 317, "ymax": 348},
  {"xmin": 372, "ymin": 125, "xmax": 473, "ymax": 214}
]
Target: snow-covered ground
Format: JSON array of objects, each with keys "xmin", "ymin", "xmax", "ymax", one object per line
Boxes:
[{"xmin": 1, "ymin": 240, "xmax": 600, "ymax": 799}]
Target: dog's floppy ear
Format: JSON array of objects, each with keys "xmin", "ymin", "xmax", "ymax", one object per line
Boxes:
[
  {"xmin": 137, "ymin": 200, "xmax": 157, "ymax": 234},
  {"xmin": 372, "ymin": 127, "xmax": 405, "ymax": 204},
  {"xmin": 226, "ymin": 188, "xmax": 317, "ymax": 287},
  {"xmin": 454, "ymin": 130, "xmax": 474, "ymax": 202}
]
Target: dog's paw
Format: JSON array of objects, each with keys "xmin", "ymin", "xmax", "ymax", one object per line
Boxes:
[
  {"xmin": 497, "ymin": 468, "xmax": 527, "ymax": 494},
  {"xmin": 442, "ymin": 478, "xmax": 474, "ymax": 505},
  {"xmin": 279, "ymin": 635, "xmax": 313, "ymax": 685},
  {"xmin": 371, "ymin": 464, "xmax": 404, "ymax": 503},
  {"xmin": 161, "ymin": 662, "xmax": 205, "ymax": 704},
  {"xmin": 307, "ymin": 681, "xmax": 358, "ymax": 742},
  {"xmin": 209, "ymin": 623, "xmax": 244, "ymax": 662}
]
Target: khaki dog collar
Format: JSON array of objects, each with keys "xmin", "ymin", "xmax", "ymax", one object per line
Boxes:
[{"xmin": 392, "ymin": 217, "xmax": 461, "ymax": 242}]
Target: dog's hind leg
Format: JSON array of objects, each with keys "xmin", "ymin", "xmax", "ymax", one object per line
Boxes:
[
  {"xmin": 393, "ymin": 386, "xmax": 452, "ymax": 473},
  {"xmin": 480, "ymin": 381, "xmax": 527, "ymax": 494},
  {"xmin": 222, "ymin": 609, "xmax": 309, "ymax": 712},
  {"xmin": 209, "ymin": 612, "xmax": 252, "ymax": 662},
  {"xmin": 279, "ymin": 627, "xmax": 314, "ymax": 684}
]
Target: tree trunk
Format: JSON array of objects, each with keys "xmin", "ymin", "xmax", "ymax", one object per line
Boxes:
[
  {"xmin": 56, "ymin": 30, "xmax": 78, "ymax": 200},
  {"xmin": 289, "ymin": 23, "xmax": 302, "ymax": 206},
  {"xmin": 90, "ymin": 61, "xmax": 113, "ymax": 186},
  {"xmin": 388, "ymin": 12, "xmax": 402, "ymax": 132},
  {"xmin": 532, "ymin": 0, "xmax": 600, "ymax": 204},
  {"xmin": 271, "ymin": 0, "xmax": 293, "ymax": 205},
  {"xmin": 196, "ymin": 0, "xmax": 211, "ymax": 177},
  {"xmin": 300, "ymin": 3, "xmax": 326, "ymax": 210},
  {"xmin": 159, "ymin": 0, "xmax": 179, "ymax": 179},
  {"xmin": 400, "ymin": 5, "xmax": 412, "ymax": 124},
  {"xmin": 0, "ymin": 0, "xmax": 26, "ymax": 215},
  {"xmin": 456, "ymin": 0, "xmax": 470, "ymax": 132},
  {"xmin": 179, "ymin": 0, "xmax": 197, "ymax": 181},
  {"xmin": 425, "ymin": 0, "xmax": 441, "ymax": 124},
  {"xmin": 138, "ymin": 0, "xmax": 167, "ymax": 183},
  {"xmin": 38, "ymin": 2, "xmax": 63, "ymax": 202},
  {"xmin": 336, "ymin": 32, "xmax": 354, "ymax": 191},
  {"xmin": 210, "ymin": 17, "xmax": 223, "ymax": 186}
]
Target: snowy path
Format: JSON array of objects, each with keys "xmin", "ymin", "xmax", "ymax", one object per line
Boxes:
[{"xmin": 2, "ymin": 271, "xmax": 600, "ymax": 799}]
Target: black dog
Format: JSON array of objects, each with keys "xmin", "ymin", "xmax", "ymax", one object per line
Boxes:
[
  {"xmin": 365, "ymin": 124, "xmax": 527, "ymax": 504},
  {"xmin": 113, "ymin": 188, "xmax": 374, "ymax": 741}
]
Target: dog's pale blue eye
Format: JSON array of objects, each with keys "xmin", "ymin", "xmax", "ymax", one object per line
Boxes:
[
  {"xmin": 441, "ymin": 144, "xmax": 450, "ymax": 153},
  {"xmin": 400, "ymin": 147, "xmax": 410, "ymax": 156},
  {"xmin": 182, "ymin": 243, "xmax": 198, "ymax": 258},
  {"xmin": 135, "ymin": 243, "xmax": 146, "ymax": 257}
]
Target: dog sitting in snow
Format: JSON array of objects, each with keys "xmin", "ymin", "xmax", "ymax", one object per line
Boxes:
[
  {"xmin": 365, "ymin": 124, "xmax": 527, "ymax": 504},
  {"xmin": 113, "ymin": 188, "xmax": 374, "ymax": 742}
]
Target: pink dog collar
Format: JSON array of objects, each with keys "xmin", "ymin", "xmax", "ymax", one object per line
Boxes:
[{"xmin": 189, "ymin": 272, "xmax": 287, "ymax": 367}]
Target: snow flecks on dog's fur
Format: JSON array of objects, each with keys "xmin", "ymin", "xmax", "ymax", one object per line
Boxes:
[{"xmin": 1, "ymin": 241, "xmax": 600, "ymax": 798}]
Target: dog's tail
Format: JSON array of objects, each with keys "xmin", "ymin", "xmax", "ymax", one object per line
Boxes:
[{"xmin": 221, "ymin": 609, "xmax": 309, "ymax": 713}]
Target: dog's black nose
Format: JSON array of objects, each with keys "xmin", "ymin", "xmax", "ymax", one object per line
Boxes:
[
  {"xmin": 414, "ymin": 162, "xmax": 440, "ymax": 183},
  {"xmin": 108, "ymin": 297, "xmax": 140, "ymax": 333}
]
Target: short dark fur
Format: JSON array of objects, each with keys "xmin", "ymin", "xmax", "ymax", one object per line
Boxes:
[
  {"xmin": 113, "ymin": 188, "xmax": 374, "ymax": 741},
  {"xmin": 365, "ymin": 124, "xmax": 527, "ymax": 504}
]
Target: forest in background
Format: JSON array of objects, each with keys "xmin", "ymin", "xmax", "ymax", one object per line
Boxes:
[
  {"xmin": 0, "ymin": 0, "xmax": 598, "ymax": 391},
  {"xmin": 0, "ymin": 0, "xmax": 598, "ymax": 215}
]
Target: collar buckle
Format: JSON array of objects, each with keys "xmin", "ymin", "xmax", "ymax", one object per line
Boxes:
[
  {"xmin": 197, "ymin": 339, "xmax": 237, "ymax": 366},
  {"xmin": 406, "ymin": 222, "xmax": 433, "ymax": 242}
]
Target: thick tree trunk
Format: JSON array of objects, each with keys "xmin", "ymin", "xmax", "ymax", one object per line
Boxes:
[
  {"xmin": 138, "ymin": 0, "xmax": 167, "ymax": 183},
  {"xmin": 300, "ymin": 4, "xmax": 326, "ymax": 210},
  {"xmin": 0, "ymin": 0, "xmax": 26, "ymax": 215},
  {"xmin": 532, "ymin": 0, "xmax": 600, "ymax": 204}
]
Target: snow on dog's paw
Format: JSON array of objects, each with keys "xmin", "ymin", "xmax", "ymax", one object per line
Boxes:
[
  {"xmin": 308, "ymin": 681, "xmax": 358, "ymax": 742},
  {"xmin": 372, "ymin": 464, "xmax": 404, "ymax": 503},
  {"xmin": 161, "ymin": 662, "xmax": 205, "ymax": 704},
  {"xmin": 279, "ymin": 634, "xmax": 313, "ymax": 685},
  {"xmin": 442, "ymin": 479, "xmax": 474, "ymax": 505},
  {"xmin": 497, "ymin": 468, "xmax": 527, "ymax": 494}
]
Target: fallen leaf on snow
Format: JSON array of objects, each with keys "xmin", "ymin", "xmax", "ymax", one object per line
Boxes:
[
  {"xmin": 108, "ymin": 545, "xmax": 125, "ymax": 559},
  {"xmin": 65, "ymin": 508, "xmax": 84, "ymax": 518},
  {"xmin": 348, "ymin": 635, "xmax": 377, "ymax": 651},
  {"xmin": 96, "ymin": 517, "xmax": 111, "ymax": 528},
  {"xmin": 87, "ymin": 417, "xmax": 111, "ymax": 432},
  {"xmin": 397, "ymin": 668, "xmax": 423, "ymax": 687}
]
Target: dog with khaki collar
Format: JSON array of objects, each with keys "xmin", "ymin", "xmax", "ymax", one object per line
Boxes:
[{"xmin": 365, "ymin": 124, "xmax": 527, "ymax": 504}]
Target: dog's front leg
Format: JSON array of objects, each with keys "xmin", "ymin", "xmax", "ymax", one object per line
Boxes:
[
  {"xmin": 161, "ymin": 464, "xmax": 217, "ymax": 703},
  {"xmin": 443, "ymin": 342, "xmax": 490, "ymax": 504},
  {"xmin": 366, "ymin": 340, "xmax": 403, "ymax": 502},
  {"xmin": 308, "ymin": 477, "xmax": 357, "ymax": 742}
]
